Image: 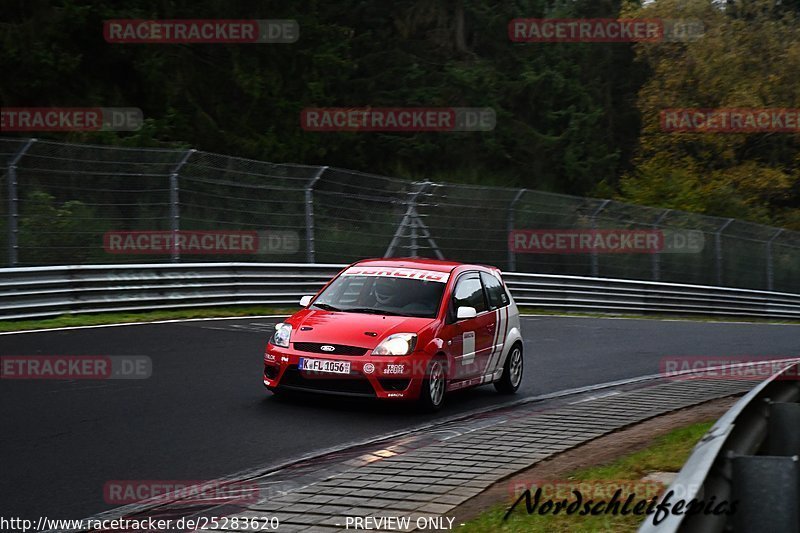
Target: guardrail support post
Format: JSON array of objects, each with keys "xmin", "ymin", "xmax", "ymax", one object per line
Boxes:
[
  {"xmin": 651, "ymin": 209, "xmax": 671, "ymax": 281},
  {"xmin": 6, "ymin": 138, "xmax": 36, "ymax": 266},
  {"xmin": 507, "ymin": 189, "xmax": 526, "ymax": 271},
  {"xmin": 766, "ymin": 229, "xmax": 783, "ymax": 292},
  {"xmin": 715, "ymin": 218, "xmax": 734, "ymax": 286},
  {"xmin": 768, "ymin": 402, "xmax": 800, "ymax": 455},
  {"xmin": 590, "ymin": 200, "xmax": 610, "ymax": 278},
  {"xmin": 168, "ymin": 149, "xmax": 195, "ymax": 263},
  {"xmin": 732, "ymin": 455, "xmax": 799, "ymax": 533},
  {"xmin": 305, "ymin": 166, "xmax": 327, "ymax": 263}
]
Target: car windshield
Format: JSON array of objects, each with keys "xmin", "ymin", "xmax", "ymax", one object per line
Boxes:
[{"xmin": 312, "ymin": 271, "xmax": 447, "ymax": 319}]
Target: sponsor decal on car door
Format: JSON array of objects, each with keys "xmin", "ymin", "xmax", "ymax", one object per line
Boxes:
[{"xmin": 462, "ymin": 331, "xmax": 476, "ymax": 366}]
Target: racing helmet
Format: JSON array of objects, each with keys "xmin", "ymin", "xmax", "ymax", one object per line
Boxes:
[{"xmin": 374, "ymin": 277, "xmax": 398, "ymax": 305}]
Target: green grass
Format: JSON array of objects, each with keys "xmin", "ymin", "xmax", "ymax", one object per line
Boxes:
[
  {"xmin": 1, "ymin": 305, "xmax": 794, "ymax": 334},
  {"xmin": 461, "ymin": 421, "xmax": 714, "ymax": 533},
  {"xmin": 0, "ymin": 306, "xmax": 299, "ymax": 332}
]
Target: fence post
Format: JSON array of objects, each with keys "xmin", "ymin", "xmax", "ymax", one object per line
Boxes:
[
  {"xmin": 715, "ymin": 218, "xmax": 734, "ymax": 286},
  {"xmin": 590, "ymin": 200, "xmax": 611, "ymax": 278},
  {"xmin": 766, "ymin": 228, "xmax": 783, "ymax": 292},
  {"xmin": 507, "ymin": 189, "xmax": 526, "ymax": 271},
  {"xmin": 6, "ymin": 138, "xmax": 36, "ymax": 266},
  {"xmin": 169, "ymin": 149, "xmax": 195, "ymax": 263},
  {"xmin": 305, "ymin": 166, "xmax": 327, "ymax": 263},
  {"xmin": 651, "ymin": 209, "xmax": 671, "ymax": 281},
  {"xmin": 386, "ymin": 181, "xmax": 427, "ymax": 258}
]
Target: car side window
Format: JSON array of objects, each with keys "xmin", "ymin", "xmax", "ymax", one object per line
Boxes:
[
  {"xmin": 451, "ymin": 274, "xmax": 488, "ymax": 317},
  {"xmin": 480, "ymin": 272, "xmax": 509, "ymax": 310}
]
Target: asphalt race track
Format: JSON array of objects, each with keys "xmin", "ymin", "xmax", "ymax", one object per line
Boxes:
[{"xmin": 1, "ymin": 316, "xmax": 798, "ymax": 522}]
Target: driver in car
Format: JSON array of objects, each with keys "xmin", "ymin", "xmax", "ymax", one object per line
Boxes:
[
  {"xmin": 373, "ymin": 276, "xmax": 438, "ymax": 315},
  {"xmin": 373, "ymin": 277, "xmax": 402, "ymax": 307}
]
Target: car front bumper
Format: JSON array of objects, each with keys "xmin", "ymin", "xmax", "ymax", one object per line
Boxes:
[{"xmin": 263, "ymin": 343, "xmax": 428, "ymax": 400}]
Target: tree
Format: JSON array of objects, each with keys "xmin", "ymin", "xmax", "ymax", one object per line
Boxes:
[{"xmin": 619, "ymin": 0, "xmax": 800, "ymax": 228}]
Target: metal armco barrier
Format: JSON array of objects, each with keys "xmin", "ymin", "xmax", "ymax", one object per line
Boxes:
[
  {"xmin": 638, "ymin": 361, "xmax": 800, "ymax": 533},
  {"xmin": 1, "ymin": 263, "xmax": 800, "ymax": 321},
  {"xmin": 0, "ymin": 263, "xmax": 342, "ymax": 320},
  {"xmin": 502, "ymin": 272, "xmax": 800, "ymax": 319}
]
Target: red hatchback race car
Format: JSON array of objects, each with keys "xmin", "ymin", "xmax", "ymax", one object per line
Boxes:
[{"xmin": 263, "ymin": 258, "xmax": 524, "ymax": 410}]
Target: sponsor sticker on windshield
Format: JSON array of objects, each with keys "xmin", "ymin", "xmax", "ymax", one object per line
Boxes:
[{"xmin": 342, "ymin": 266, "xmax": 449, "ymax": 283}]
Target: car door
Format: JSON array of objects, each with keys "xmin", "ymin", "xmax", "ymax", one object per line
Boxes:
[
  {"xmin": 480, "ymin": 271, "xmax": 511, "ymax": 377},
  {"xmin": 445, "ymin": 272, "xmax": 494, "ymax": 381}
]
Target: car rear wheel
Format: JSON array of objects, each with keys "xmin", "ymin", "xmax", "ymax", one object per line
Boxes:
[
  {"xmin": 418, "ymin": 356, "xmax": 447, "ymax": 412},
  {"xmin": 494, "ymin": 343, "xmax": 523, "ymax": 394}
]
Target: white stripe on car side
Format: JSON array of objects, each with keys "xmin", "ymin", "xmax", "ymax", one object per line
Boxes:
[
  {"xmin": 485, "ymin": 309, "xmax": 503, "ymax": 381},
  {"xmin": 481, "ymin": 308, "xmax": 502, "ymax": 383},
  {"xmin": 489, "ymin": 306, "xmax": 509, "ymax": 375},
  {"xmin": 483, "ymin": 306, "xmax": 501, "ymax": 379}
]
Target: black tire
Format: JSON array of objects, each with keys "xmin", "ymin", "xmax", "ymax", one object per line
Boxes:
[
  {"xmin": 494, "ymin": 343, "xmax": 523, "ymax": 394},
  {"xmin": 417, "ymin": 356, "xmax": 448, "ymax": 412}
]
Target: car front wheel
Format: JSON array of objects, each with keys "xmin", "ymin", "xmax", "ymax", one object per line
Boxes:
[
  {"xmin": 494, "ymin": 343, "xmax": 523, "ymax": 394},
  {"xmin": 418, "ymin": 356, "xmax": 447, "ymax": 412}
]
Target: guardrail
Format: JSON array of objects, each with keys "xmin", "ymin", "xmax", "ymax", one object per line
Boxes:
[
  {"xmin": 1, "ymin": 263, "xmax": 800, "ymax": 321},
  {"xmin": 638, "ymin": 361, "xmax": 800, "ymax": 533},
  {"xmin": 503, "ymin": 272, "xmax": 800, "ymax": 319},
  {"xmin": 0, "ymin": 263, "xmax": 343, "ymax": 320}
]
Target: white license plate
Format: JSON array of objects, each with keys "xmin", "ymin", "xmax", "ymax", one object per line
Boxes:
[{"xmin": 299, "ymin": 358, "xmax": 351, "ymax": 374}]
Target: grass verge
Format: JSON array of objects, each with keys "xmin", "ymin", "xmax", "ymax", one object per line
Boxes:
[
  {"xmin": 2, "ymin": 306, "xmax": 795, "ymax": 333},
  {"xmin": 0, "ymin": 306, "xmax": 299, "ymax": 333},
  {"xmin": 461, "ymin": 420, "xmax": 713, "ymax": 532}
]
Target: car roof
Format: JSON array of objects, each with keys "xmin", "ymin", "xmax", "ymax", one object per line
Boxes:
[{"xmin": 352, "ymin": 258, "xmax": 497, "ymax": 274}]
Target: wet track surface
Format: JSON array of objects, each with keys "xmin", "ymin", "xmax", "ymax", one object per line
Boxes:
[{"xmin": 1, "ymin": 316, "xmax": 798, "ymax": 521}]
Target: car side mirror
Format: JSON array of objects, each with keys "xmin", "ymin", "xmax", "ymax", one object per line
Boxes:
[
  {"xmin": 299, "ymin": 295, "xmax": 313, "ymax": 307},
  {"xmin": 456, "ymin": 306, "xmax": 477, "ymax": 320}
]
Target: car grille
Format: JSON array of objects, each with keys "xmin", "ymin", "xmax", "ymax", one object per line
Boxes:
[
  {"xmin": 292, "ymin": 342, "xmax": 369, "ymax": 356},
  {"xmin": 279, "ymin": 366, "xmax": 376, "ymax": 397}
]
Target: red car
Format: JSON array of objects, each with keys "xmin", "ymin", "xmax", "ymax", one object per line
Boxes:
[{"xmin": 264, "ymin": 258, "xmax": 524, "ymax": 410}]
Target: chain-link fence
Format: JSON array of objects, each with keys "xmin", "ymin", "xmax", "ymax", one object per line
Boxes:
[{"xmin": 1, "ymin": 137, "xmax": 798, "ymax": 293}]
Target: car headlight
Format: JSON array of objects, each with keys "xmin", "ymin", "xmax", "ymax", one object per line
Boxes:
[
  {"xmin": 372, "ymin": 333, "xmax": 417, "ymax": 356},
  {"xmin": 271, "ymin": 323, "xmax": 292, "ymax": 348}
]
